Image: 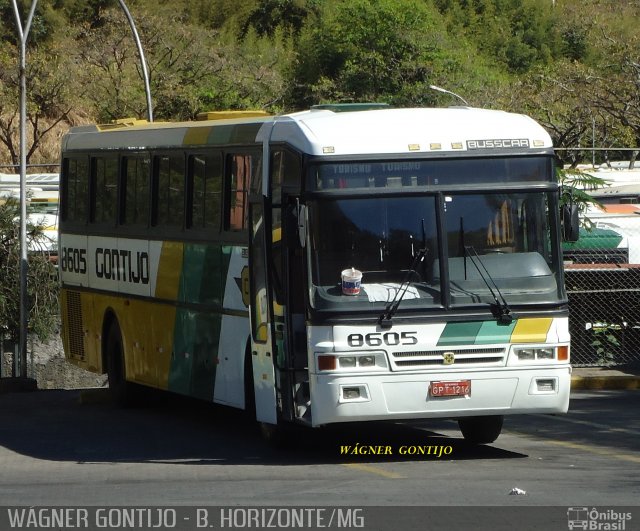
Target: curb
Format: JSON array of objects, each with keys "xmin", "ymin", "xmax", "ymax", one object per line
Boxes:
[
  {"xmin": 78, "ymin": 388, "xmax": 111, "ymax": 405},
  {"xmin": 0, "ymin": 377, "xmax": 38, "ymax": 394},
  {"xmin": 571, "ymin": 375, "xmax": 640, "ymax": 391}
]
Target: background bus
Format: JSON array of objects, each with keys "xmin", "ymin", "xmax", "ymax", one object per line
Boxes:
[
  {"xmin": 0, "ymin": 172, "xmax": 59, "ymax": 255},
  {"xmin": 59, "ymin": 106, "xmax": 572, "ymax": 444}
]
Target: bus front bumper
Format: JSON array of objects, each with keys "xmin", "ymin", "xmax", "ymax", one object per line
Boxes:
[{"xmin": 308, "ymin": 366, "xmax": 571, "ymax": 427}]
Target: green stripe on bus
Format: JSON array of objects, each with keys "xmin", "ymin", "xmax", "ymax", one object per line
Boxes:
[
  {"xmin": 474, "ymin": 320, "xmax": 517, "ymax": 344},
  {"xmin": 168, "ymin": 242, "xmax": 232, "ymax": 397},
  {"xmin": 181, "ymin": 243, "xmax": 230, "ymax": 305},
  {"xmin": 437, "ymin": 320, "xmax": 517, "ymax": 346},
  {"xmin": 437, "ymin": 321, "xmax": 483, "ymax": 346},
  {"xmin": 169, "ymin": 309, "xmax": 222, "ymax": 399}
]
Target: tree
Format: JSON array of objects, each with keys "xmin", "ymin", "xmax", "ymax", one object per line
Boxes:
[
  {"xmin": 0, "ymin": 195, "xmax": 58, "ymax": 343},
  {"xmin": 73, "ymin": 7, "xmax": 291, "ymax": 121},
  {"xmin": 287, "ymin": 0, "xmax": 469, "ymax": 108},
  {"xmin": 434, "ymin": 0, "xmax": 563, "ymax": 74},
  {"xmin": 587, "ymin": 32, "xmax": 640, "ymax": 167},
  {"xmin": 240, "ymin": 0, "xmax": 318, "ymax": 39},
  {"xmin": 506, "ymin": 63, "xmax": 594, "ymax": 166},
  {"xmin": 0, "ymin": 39, "xmax": 76, "ymax": 167}
]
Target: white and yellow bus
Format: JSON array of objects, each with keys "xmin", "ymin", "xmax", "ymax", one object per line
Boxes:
[
  {"xmin": 59, "ymin": 105, "xmax": 573, "ymax": 444},
  {"xmin": 1, "ymin": 173, "xmax": 59, "ymax": 255}
]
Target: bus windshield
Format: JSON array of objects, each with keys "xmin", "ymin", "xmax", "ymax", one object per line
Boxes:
[{"xmin": 307, "ymin": 161, "xmax": 561, "ymax": 313}]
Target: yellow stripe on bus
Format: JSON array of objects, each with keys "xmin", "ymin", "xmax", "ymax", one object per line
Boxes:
[
  {"xmin": 155, "ymin": 242, "xmax": 183, "ymax": 300},
  {"xmin": 510, "ymin": 318, "xmax": 553, "ymax": 343},
  {"xmin": 183, "ymin": 126, "xmax": 213, "ymax": 146}
]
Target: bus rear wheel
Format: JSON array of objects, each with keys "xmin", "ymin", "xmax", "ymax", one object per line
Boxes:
[
  {"xmin": 458, "ymin": 415, "xmax": 504, "ymax": 445},
  {"xmin": 106, "ymin": 322, "xmax": 135, "ymax": 407}
]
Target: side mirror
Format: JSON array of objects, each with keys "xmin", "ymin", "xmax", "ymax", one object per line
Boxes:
[
  {"xmin": 562, "ymin": 204, "xmax": 580, "ymax": 242},
  {"xmin": 295, "ymin": 200, "xmax": 307, "ymax": 248}
]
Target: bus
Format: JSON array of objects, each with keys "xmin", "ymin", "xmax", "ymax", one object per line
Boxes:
[
  {"xmin": 1, "ymin": 172, "xmax": 59, "ymax": 255},
  {"xmin": 59, "ymin": 105, "xmax": 573, "ymax": 444}
]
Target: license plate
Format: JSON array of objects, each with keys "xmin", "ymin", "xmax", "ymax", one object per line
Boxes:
[{"xmin": 430, "ymin": 380, "xmax": 471, "ymax": 397}]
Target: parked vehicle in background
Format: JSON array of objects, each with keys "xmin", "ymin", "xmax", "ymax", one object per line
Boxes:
[{"xmin": 0, "ymin": 173, "xmax": 59, "ymax": 256}]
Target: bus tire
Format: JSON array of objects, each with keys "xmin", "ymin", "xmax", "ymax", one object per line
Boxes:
[
  {"xmin": 106, "ymin": 322, "xmax": 135, "ymax": 408},
  {"xmin": 458, "ymin": 415, "xmax": 504, "ymax": 445}
]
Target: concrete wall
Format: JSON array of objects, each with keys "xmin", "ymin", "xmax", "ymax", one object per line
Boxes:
[{"xmin": 1, "ymin": 335, "xmax": 106, "ymax": 389}]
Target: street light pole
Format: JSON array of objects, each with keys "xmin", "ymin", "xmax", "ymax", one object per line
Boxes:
[
  {"xmin": 7, "ymin": 0, "xmax": 151, "ymax": 381},
  {"xmin": 429, "ymin": 85, "xmax": 470, "ymax": 106},
  {"xmin": 117, "ymin": 0, "xmax": 153, "ymax": 122},
  {"xmin": 11, "ymin": 0, "xmax": 39, "ymax": 379}
]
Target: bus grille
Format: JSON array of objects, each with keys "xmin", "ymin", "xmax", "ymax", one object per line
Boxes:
[
  {"xmin": 390, "ymin": 347, "xmax": 506, "ymax": 370},
  {"xmin": 66, "ymin": 291, "xmax": 85, "ymax": 361}
]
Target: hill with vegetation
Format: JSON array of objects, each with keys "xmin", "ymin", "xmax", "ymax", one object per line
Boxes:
[{"xmin": 0, "ymin": 0, "xmax": 638, "ymax": 167}]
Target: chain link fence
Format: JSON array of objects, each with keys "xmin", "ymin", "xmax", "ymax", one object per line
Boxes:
[{"xmin": 561, "ymin": 150, "xmax": 640, "ymax": 366}]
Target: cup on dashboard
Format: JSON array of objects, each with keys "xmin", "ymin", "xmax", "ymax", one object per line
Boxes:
[{"xmin": 341, "ymin": 268, "xmax": 362, "ymax": 296}]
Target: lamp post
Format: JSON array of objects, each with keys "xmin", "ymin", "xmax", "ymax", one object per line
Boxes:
[
  {"xmin": 11, "ymin": 0, "xmax": 38, "ymax": 380},
  {"xmin": 117, "ymin": 0, "xmax": 153, "ymax": 122},
  {"xmin": 429, "ymin": 85, "xmax": 470, "ymax": 106},
  {"xmin": 8, "ymin": 0, "xmax": 152, "ymax": 382}
]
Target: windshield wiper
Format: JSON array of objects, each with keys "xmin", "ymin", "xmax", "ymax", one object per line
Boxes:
[
  {"xmin": 463, "ymin": 246, "xmax": 514, "ymax": 325},
  {"xmin": 379, "ymin": 246, "xmax": 427, "ymax": 329}
]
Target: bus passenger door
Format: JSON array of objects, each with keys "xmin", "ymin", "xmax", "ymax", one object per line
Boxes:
[{"xmin": 248, "ymin": 200, "xmax": 278, "ymax": 424}]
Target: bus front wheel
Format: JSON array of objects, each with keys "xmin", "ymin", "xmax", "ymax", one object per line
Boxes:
[{"xmin": 458, "ymin": 415, "xmax": 503, "ymax": 445}]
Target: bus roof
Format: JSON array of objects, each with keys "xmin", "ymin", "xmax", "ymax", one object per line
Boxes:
[
  {"xmin": 62, "ymin": 107, "xmax": 553, "ymax": 157},
  {"xmin": 0, "ymin": 173, "xmax": 59, "ymax": 189}
]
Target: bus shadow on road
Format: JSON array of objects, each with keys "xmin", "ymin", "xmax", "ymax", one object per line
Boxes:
[
  {"xmin": 0, "ymin": 388, "xmax": 526, "ymax": 465},
  {"xmin": 280, "ymin": 421, "xmax": 527, "ymax": 464}
]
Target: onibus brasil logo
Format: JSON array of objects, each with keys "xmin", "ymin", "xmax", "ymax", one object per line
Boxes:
[{"xmin": 567, "ymin": 507, "xmax": 632, "ymax": 530}]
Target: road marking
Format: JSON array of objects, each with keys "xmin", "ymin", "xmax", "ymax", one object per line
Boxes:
[
  {"xmin": 534, "ymin": 414, "xmax": 640, "ymax": 437},
  {"xmin": 343, "ymin": 463, "xmax": 404, "ymax": 479},
  {"xmin": 542, "ymin": 439, "xmax": 640, "ymax": 464},
  {"xmin": 509, "ymin": 431, "xmax": 640, "ymax": 464}
]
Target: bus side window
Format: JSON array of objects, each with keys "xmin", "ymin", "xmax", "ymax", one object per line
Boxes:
[
  {"xmin": 271, "ymin": 149, "xmax": 302, "ymax": 204},
  {"xmin": 270, "ymin": 149, "xmax": 302, "ymax": 305},
  {"xmin": 153, "ymin": 153, "xmax": 185, "ymax": 228},
  {"xmin": 91, "ymin": 156, "xmax": 118, "ymax": 224},
  {"xmin": 123, "ymin": 154, "xmax": 151, "ymax": 226},
  {"xmin": 225, "ymin": 153, "xmax": 257, "ymax": 232},
  {"xmin": 62, "ymin": 156, "xmax": 89, "ymax": 223},
  {"xmin": 188, "ymin": 153, "xmax": 222, "ymax": 230}
]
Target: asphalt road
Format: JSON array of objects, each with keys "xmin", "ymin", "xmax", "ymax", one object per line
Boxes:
[{"xmin": 0, "ymin": 386, "xmax": 638, "ymax": 527}]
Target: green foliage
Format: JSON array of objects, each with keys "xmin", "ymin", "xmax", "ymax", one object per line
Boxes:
[
  {"xmin": 0, "ymin": 196, "xmax": 59, "ymax": 342},
  {"xmin": 1, "ymin": 0, "xmax": 640, "ymax": 168},
  {"xmin": 70, "ymin": 7, "xmax": 292, "ymax": 122},
  {"xmin": 240, "ymin": 0, "xmax": 318, "ymax": 39},
  {"xmin": 57, "ymin": 0, "xmax": 116, "ymax": 28},
  {"xmin": 0, "ymin": 0, "xmax": 61, "ymax": 45},
  {"xmin": 558, "ymin": 169, "xmax": 607, "ymax": 213},
  {"xmin": 561, "ymin": 27, "xmax": 588, "ymax": 61},
  {"xmin": 591, "ymin": 324, "xmax": 621, "ymax": 366},
  {"xmin": 288, "ymin": 0, "xmax": 459, "ymax": 107},
  {"xmin": 434, "ymin": 0, "xmax": 563, "ymax": 74}
]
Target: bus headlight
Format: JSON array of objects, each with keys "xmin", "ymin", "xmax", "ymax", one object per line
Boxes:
[
  {"xmin": 358, "ymin": 355, "xmax": 376, "ymax": 367},
  {"xmin": 338, "ymin": 356, "xmax": 357, "ymax": 368},
  {"xmin": 536, "ymin": 348, "xmax": 555, "ymax": 360},
  {"xmin": 512, "ymin": 346, "xmax": 560, "ymax": 363},
  {"xmin": 516, "ymin": 348, "xmax": 535, "ymax": 361},
  {"xmin": 317, "ymin": 352, "xmax": 388, "ymax": 372}
]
